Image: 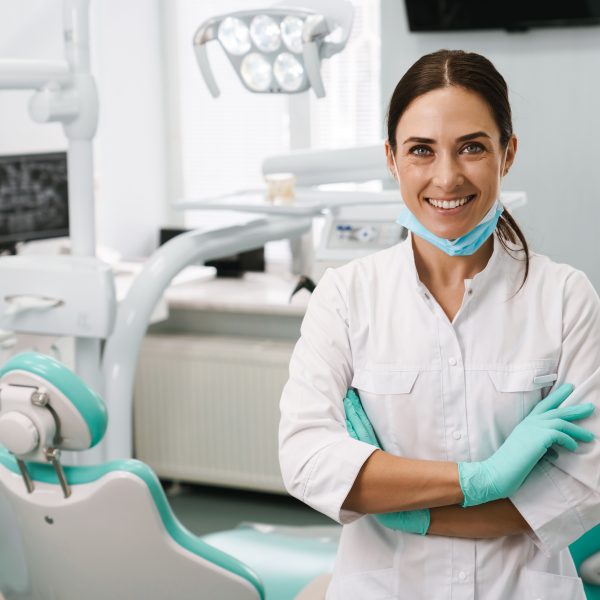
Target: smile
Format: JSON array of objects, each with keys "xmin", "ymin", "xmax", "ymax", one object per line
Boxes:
[{"xmin": 426, "ymin": 195, "xmax": 476, "ymax": 210}]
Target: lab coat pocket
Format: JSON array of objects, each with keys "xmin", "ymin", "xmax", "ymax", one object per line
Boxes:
[
  {"xmin": 338, "ymin": 566, "xmax": 397, "ymax": 600},
  {"xmin": 525, "ymin": 568, "xmax": 586, "ymax": 599},
  {"xmin": 350, "ymin": 369, "xmax": 420, "ymax": 454},
  {"xmin": 351, "ymin": 369, "xmax": 419, "ymax": 395},
  {"xmin": 487, "ymin": 368, "xmax": 558, "ymax": 421}
]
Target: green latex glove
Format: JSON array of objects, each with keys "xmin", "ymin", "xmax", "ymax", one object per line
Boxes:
[
  {"xmin": 459, "ymin": 383, "xmax": 595, "ymax": 507},
  {"xmin": 343, "ymin": 388, "xmax": 431, "ymax": 535}
]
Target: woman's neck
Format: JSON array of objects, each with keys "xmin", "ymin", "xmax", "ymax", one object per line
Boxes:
[{"xmin": 412, "ymin": 234, "xmax": 494, "ymax": 289}]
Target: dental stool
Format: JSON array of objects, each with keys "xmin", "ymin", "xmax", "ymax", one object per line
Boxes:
[{"xmin": 0, "ymin": 352, "xmax": 337, "ymax": 600}]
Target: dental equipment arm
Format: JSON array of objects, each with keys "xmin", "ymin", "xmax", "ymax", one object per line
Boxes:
[{"xmin": 102, "ymin": 216, "xmax": 312, "ymax": 460}]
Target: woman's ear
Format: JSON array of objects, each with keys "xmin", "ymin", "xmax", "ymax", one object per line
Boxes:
[
  {"xmin": 503, "ymin": 134, "xmax": 518, "ymax": 176},
  {"xmin": 384, "ymin": 140, "xmax": 397, "ymax": 179}
]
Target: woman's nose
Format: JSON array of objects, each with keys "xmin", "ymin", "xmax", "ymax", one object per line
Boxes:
[{"xmin": 431, "ymin": 154, "xmax": 464, "ymax": 191}]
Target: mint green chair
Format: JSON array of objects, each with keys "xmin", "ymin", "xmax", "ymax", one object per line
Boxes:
[
  {"xmin": 571, "ymin": 525, "xmax": 600, "ymax": 600},
  {"xmin": 0, "ymin": 352, "xmax": 337, "ymax": 600}
]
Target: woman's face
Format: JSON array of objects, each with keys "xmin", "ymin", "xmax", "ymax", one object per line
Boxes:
[{"xmin": 386, "ymin": 86, "xmax": 517, "ymax": 241}]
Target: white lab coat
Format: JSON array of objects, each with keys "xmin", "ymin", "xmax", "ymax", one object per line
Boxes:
[{"xmin": 279, "ymin": 233, "xmax": 600, "ymax": 599}]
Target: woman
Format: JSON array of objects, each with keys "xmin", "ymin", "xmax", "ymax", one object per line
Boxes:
[{"xmin": 279, "ymin": 50, "xmax": 600, "ymax": 599}]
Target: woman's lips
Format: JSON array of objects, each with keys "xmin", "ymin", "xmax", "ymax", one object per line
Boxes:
[{"xmin": 425, "ymin": 194, "xmax": 476, "ymax": 215}]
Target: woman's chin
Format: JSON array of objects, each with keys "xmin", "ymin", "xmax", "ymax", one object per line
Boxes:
[{"xmin": 420, "ymin": 222, "xmax": 470, "ymax": 241}]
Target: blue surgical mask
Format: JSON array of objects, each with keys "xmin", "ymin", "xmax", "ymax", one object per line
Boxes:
[
  {"xmin": 390, "ymin": 151, "xmax": 504, "ymax": 257},
  {"xmin": 395, "ymin": 200, "xmax": 503, "ymax": 257}
]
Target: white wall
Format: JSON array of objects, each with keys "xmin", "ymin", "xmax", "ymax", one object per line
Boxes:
[
  {"xmin": 0, "ymin": 1, "xmax": 65, "ymax": 155},
  {"xmin": 91, "ymin": 0, "xmax": 170, "ymax": 258},
  {"xmin": 0, "ymin": 0, "xmax": 170, "ymax": 259},
  {"xmin": 381, "ymin": 1, "xmax": 600, "ymax": 290}
]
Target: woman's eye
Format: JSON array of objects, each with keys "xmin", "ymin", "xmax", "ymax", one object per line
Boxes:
[
  {"xmin": 461, "ymin": 142, "xmax": 485, "ymax": 154},
  {"xmin": 409, "ymin": 145, "xmax": 432, "ymax": 157}
]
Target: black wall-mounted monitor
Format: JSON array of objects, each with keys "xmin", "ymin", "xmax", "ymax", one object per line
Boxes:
[
  {"xmin": 0, "ymin": 152, "xmax": 69, "ymax": 254},
  {"xmin": 405, "ymin": 1, "xmax": 600, "ymax": 32}
]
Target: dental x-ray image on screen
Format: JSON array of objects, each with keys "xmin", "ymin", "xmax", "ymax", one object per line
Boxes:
[{"xmin": 0, "ymin": 152, "xmax": 69, "ymax": 253}]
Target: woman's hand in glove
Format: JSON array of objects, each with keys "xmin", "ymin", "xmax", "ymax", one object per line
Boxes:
[
  {"xmin": 344, "ymin": 388, "xmax": 431, "ymax": 535},
  {"xmin": 458, "ymin": 383, "xmax": 595, "ymax": 507}
]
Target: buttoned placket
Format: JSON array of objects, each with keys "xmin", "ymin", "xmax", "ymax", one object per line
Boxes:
[{"xmin": 418, "ymin": 280, "xmax": 476, "ymax": 600}]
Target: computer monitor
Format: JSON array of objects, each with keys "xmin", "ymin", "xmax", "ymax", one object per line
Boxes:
[
  {"xmin": 404, "ymin": 0, "xmax": 600, "ymax": 32},
  {"xmin": 0, "ymin": 151, "xmax": 69, "ymax": 255}
]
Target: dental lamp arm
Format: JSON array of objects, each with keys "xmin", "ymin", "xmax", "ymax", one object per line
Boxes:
[
  {"xmin": 301, "ymin": 0, "xmax": 354, "ymax": 98},
  {"xmin": 193, "ymin": 19, "xmax": 220, "ymax": 98},
  {"xmin": 302, "ymin": 15, "xmax": 328, "ymax": 98},
  {"xmin": 194, "ymin": 45, "xmax": 220, "ymax": 98}
]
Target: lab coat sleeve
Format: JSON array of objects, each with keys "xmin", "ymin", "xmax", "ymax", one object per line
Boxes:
[
  {"xmin": 510, "ymin": 269, "xmax": 600, "ymax": 556},
  {"xmin": 278, "ymin": 268, "xmax": 377, "ymax": 524}
]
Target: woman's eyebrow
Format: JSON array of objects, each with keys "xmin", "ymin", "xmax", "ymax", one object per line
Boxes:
[
  {"xmin": 457, "ymin": 131, "xmax": 491, "ymax": 142},
  {"xmin": 403, "ymin": 136, "xmax": 435, "ymax": 144},
  {"xmin": 402, "ymin": 131, "xmax": 491, "ymax": 144}
]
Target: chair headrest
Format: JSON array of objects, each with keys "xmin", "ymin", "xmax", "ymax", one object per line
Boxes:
[{"xmin": 0, "ymin": 352, "xmax": 107, "ymax": 462}]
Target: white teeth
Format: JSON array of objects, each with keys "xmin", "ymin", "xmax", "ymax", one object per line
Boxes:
[{"xmin": 427, "ymin": 195, "xmax": 473, "ymax": 209}]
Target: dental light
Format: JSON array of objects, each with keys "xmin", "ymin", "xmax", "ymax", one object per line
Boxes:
[{"xmin": 193, "ymin": 0, "xmax": 354, "ymax": 98}]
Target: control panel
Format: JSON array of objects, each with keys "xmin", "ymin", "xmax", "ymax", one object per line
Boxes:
[
  {"xmin": 330, "ymin": 220, "xmax": 403, "ymax": 251},
  {"xmin": 313, "ymin": 203, "xmax": 406, "ymax": 279}
]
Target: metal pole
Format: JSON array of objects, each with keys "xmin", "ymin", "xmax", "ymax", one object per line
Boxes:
[{"xmin": 62, "ymin": 0, "xmax": 103, "ymax": 463}]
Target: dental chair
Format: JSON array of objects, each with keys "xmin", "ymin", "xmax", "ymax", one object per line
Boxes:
[
  {"xmin": 2, "ymin": 352, "xmax": 599, "ymax": 600},
  {"xmin": 570, "ymin": 525, "xmax": 600, "ymax": 600},
  {"xmin": 0, "ymin": 352, "xmax": 337, "ymax": 600}
]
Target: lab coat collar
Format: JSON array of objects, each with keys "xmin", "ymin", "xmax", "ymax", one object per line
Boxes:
[{"xmin": 399, "ymin": 230, "xmax": 506, "ymax": 292}]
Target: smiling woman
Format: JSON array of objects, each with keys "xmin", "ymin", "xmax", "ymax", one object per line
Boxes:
[
  {"xmin": 384, "ymin": 50, "xmax": 528, "ymax": 285},
  {"xmin": 279, "ymin": 48, "xmax": 600, "ymax": 600}
]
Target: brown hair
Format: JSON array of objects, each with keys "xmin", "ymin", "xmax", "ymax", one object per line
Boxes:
[{"xmin": 387, "ymin": 49, "xmax": 529, "ymax": 287}]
